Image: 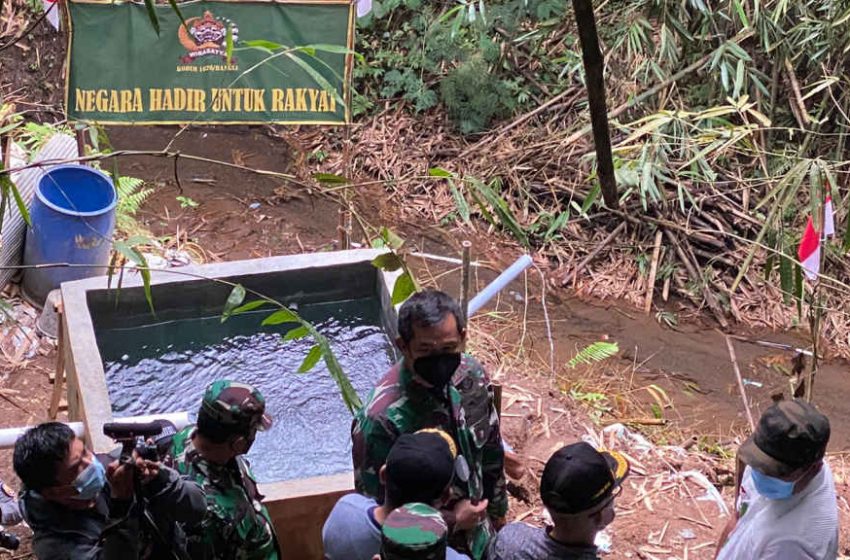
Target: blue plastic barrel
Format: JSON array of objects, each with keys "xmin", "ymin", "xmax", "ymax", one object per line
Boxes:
[{"xmin": 22, "ymin": 165, "xmax": 117, "ymax": 306}]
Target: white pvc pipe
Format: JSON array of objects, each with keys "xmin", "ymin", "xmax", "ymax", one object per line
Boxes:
[
  {"xmin": 0, "ymin": 422, "xmax": 85, "ymax": 449},
  {"xmin": 0, "ymin": 411, "xmax": 191, "ymax": 450},
  {"xmin": 467, "ymin": 254, "xmax": 534, "ymax": 317}
]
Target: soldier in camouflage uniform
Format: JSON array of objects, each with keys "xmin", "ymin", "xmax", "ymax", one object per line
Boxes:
[
  {"xmin": 168, "ymin": 380, "xmax": 281, "ymax": 560},
  {"xmin": 379, "ymin": 503, "xmax": 451, "ymax": 560},
  {"xmin": 352, "ymin": 290, "xmax": 507, "ymax": 560}
]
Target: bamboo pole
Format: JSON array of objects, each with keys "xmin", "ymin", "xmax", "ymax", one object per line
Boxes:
[
  {"xmin": 644, "ymin": 230, "xmax": 663, "ymax": 314},
  {"xmin": 571, "ymin": 0, "xmax": 618, "ymax": 209},
  {"xmin": 725, "ymin": 335, "xmax": 755, "ymax": 431}
]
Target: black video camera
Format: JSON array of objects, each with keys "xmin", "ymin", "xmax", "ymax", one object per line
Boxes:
[
  {"xmin": 0, "ymin": 529, "xmax": 19, "ymax": 551},
  {"xmin": 103, "ymin": 422, "xmax": 165, "ymax": 465}
]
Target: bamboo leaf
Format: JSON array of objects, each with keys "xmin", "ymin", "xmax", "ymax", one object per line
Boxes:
[
  {"xmin": 428, "ymin": 167, "xmax": 454, "ymax": 178},
  {"xmin": 113, "ymin": 241, "xmax": 154, "ymax": 314},
  {"xmin": 314, "ymin": 173, "xmax": 348, "ymax": 185},
  {"xmin": 794, "ymin": 262, "xmax": 803, "ymax": 320},
  {"xmin": 243, "ymin": 39, "xmax": 282, "ymax": 52},
  {"xmin": 448, "ymin": 181, "xmax": 470, "ymax": 223},
  {"xmin": 392, "ymin": 271, "xmax": 415, "ymax": 305},
  {"xmin": 779, "ymin": 251, "xmax": 793, "ymax": 305},
  {"xmin": 262, "ymin": 308, "xmax": 299, "ymax": 326},
  {"xmin": 843, "ymin": 213, "xmax": 850, "ymax": 252},
  {"xmin": 297, "ymin": 344, "xmax": 323, "ymax": 373},
  {"xmin": 167, "ymin": 0, "xmax": 187, "ymax": 30},
  {"xmin": 8, "ymin": 180, "xmax": 30, "ymax": 227},
  {"xmin": 221, "ymin": 285, "xmax": 247, "ymax": 322},
  {"xmin": 142, "ymin": 0, "xmax": 160, "ymax": 35},
  {"xmin": 318, "ymin": 335, "xmax": 362, "ymax": 413},
  {"xmin": 226, "ymin": 24, "xmax": 234, "ymax": 64},
  {"xmin": 283, "ymin": 325, "xmax": 310, "ymax": 342}
]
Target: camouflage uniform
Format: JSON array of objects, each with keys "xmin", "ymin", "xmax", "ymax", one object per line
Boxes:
[
  {"xmin": 381, "ymin": 503, "xmax": 449, "ymax": 560},
  {"xmin": 168, "ymin": 381, "xmax": 280, "ymax": 560},
  {"xmin": 352, "ymin": 355, "xmax": 507, "ymax": 559}
]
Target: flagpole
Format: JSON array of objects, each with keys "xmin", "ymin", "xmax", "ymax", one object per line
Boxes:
[{"xmin": 805, "ymin": 183, "xmax": 828, "ymax": 403}]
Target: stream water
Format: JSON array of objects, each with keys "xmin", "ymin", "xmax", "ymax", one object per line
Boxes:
[{"xmin": 97, "ymin": 298, "xmax": 396, "ymax": 483}]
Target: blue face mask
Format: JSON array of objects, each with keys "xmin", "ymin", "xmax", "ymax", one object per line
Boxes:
[
  {"xmin": 751, "ymin": 468, "xmax": 797, "ymax": 500},
  {"xmin": 71, "ymin": 459, "xmax": 106, "ymax": 501}
]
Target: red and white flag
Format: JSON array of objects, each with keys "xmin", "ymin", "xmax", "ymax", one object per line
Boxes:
[
  {"xmin": 824, "ymin": 196, "xmax": 835, "ymax": 238},
  {"xmin": 44, "ymin": 0, "xmax": 60, "ymax": 31},
  {"xmin": 798, "ymin": 217, "xmax": 820, "ymax": 281},
  {"xmin": 356, "ymin": 0, "xmax": 372, "ymax": 17}
]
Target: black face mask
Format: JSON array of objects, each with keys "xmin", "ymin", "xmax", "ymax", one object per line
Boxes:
[{"xmin": 414, "ymin": 352, "xmax": 461, "ymax": 389}]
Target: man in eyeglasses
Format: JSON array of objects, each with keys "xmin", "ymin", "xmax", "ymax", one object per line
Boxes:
[{"xmin": 488, "ymin": 442, "xmax": 629, "ymax": 560}]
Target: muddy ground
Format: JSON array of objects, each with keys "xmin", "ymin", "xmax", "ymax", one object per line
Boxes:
[
  {"xmin": 1, "ymin": 17, "xmax": 849, "ymax": 559},
  {"xmin": 2, "ymin": 125, "xmax": 844, "ymax": 559}
]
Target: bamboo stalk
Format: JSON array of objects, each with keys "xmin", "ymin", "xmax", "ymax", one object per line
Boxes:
[
  {"xmin": 571, "ymin": 0, "xmax": 618, "ymax": 209},
  {"xmin": 644, "ymin": 230, "xmax": 663, "ymax": 314},
  {"xmin": 725, "ymin": 335, "xmax": 756, "ymax": 431},
  {"xmin": 572, "ymin": 222, "xmax": 627, "ymax": 285}
]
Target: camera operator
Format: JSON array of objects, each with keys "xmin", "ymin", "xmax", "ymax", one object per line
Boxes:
[{"xmin": 13, "ymin": 421, "xmax": 206, "ymax": 560}]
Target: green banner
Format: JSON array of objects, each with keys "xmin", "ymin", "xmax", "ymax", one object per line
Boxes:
[{"xmin": 66, "ymin": 0, "xmax": 354, "ymax": 124}]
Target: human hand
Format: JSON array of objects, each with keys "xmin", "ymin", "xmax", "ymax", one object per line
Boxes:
[
  {"xmin": 107, "ymin": 460, "xmax": 134, "ymax": 500},
  {"xmin": 505, "ymin": 450, "xmax": 525, "ymax": 480},
  {"xmin": 134, "ymin": 456, "xmax": 161, "ymax": 485},
  {"xmin": 453, "ymin": 499, "xmax": 488, "ymax": 532}
]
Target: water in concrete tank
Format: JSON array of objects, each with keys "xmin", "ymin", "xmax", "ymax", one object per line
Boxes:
[{"xmin": 98, "ymin": 298, "xmax": 395, "ymax": 483}]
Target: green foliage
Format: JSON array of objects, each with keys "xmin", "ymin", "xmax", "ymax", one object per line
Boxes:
[
  {"xmin": 567, "ymin": 341, "xmax": 619, "ymax": 369},
  {"xmin": 441, "ymin": 57, "xmax": 512, "ymax": 134},
  {"xmin": 222, "ymin": 285, "xmax": 363, "ymax": 413},
  {"xmin": 18, "ymin": 122, "xmax": 73, "ymax": 155},
  {"xmin": 115, "ymin": 176, "xmax": 153, "ymax": 236},
  {"xmin": 371, "ymin": 227, "xmax": 418, "ymax": 305},
  {"xmin": 355, "ymin": 0, "xmax": 570, "ymax": 132}
]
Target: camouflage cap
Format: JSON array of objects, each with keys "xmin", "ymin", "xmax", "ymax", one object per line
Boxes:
[
  {"xmin": 380, "ymin": 503, "xmax": 448, "ymax": 560},
  {"xmin": 200, "ymin": 380, "xmax": 273, "ymax": 431}
]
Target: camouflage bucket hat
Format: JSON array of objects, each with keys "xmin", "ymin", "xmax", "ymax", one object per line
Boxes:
[
  {"xmin": 381, "ymin": 503, "xmax": 448, "ymax": 560},
  {"xmin": 200, "ymin": 380, "xmax": 273, "ymax": 431}
]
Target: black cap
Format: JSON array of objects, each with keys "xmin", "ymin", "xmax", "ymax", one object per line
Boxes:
[
  {"xmin": 385, "ymin": 430, "xmax": 456, "ymax": 505},
  {"xmin": 540, "ymin": 442, "xmax": 630, "ymax": 515},
  {"xmin": 739, "ymin": 398, "xmax": 830, "ymax": 477}
]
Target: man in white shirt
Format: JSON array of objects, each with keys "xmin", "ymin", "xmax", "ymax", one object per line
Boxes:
[{"xmin": 716, "ymin": 398, "xmax": 838, "ymax": 560}]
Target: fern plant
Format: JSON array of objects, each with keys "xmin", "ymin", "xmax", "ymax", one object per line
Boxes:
[
  {"xmin": 115, "ymin": 176, "xmax": 153, "ymax": 237},
  {"xmin": 567, "ymin": 341, "xmax": 619, "ymax": 369}
]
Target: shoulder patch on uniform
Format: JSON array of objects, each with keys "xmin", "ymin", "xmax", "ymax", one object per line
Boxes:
[{"xmin": 1, "ymin": 483, "xmax": 15, "ymax": 498}]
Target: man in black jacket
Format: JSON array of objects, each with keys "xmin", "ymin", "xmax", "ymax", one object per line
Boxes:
[{"xmin": 14, "ymin": 421, "xmax": 206, "ymax": 560}]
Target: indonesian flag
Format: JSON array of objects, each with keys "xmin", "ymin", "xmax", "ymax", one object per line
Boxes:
[
  {"xmin": 798, "ymin": 217, "xmax": 820, "ymax": 281},
  {"xmin": 824, "ymin": 196, "xmax": 835, "ymax": 238},
  {"xmin": 44, "ymin": 0, "xmax": 60, "ymax": 31}
]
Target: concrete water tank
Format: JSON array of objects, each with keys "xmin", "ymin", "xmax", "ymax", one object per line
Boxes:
[{"xmin": 59, "ymin": 249, "xmax": 401, "ymax": 558}]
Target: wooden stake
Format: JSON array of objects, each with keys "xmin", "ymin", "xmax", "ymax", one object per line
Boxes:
[
  {"xmin": 571, "ymin": 0, "xmax": 618, "ymax": 209},
  {"xmin": 644, "ymin": 230, "xmax": 663, "ymax": 314},
  {"xmin": 725, "ymin": 335, "xmax": 755, "ymax": 431},
  {"xmin": 459, "ymin": 241, "xmax": 472, "ymax": 322},
  {"xmin": 49, "ymin": 301, "xmax": 66, "ymax": 420}
]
